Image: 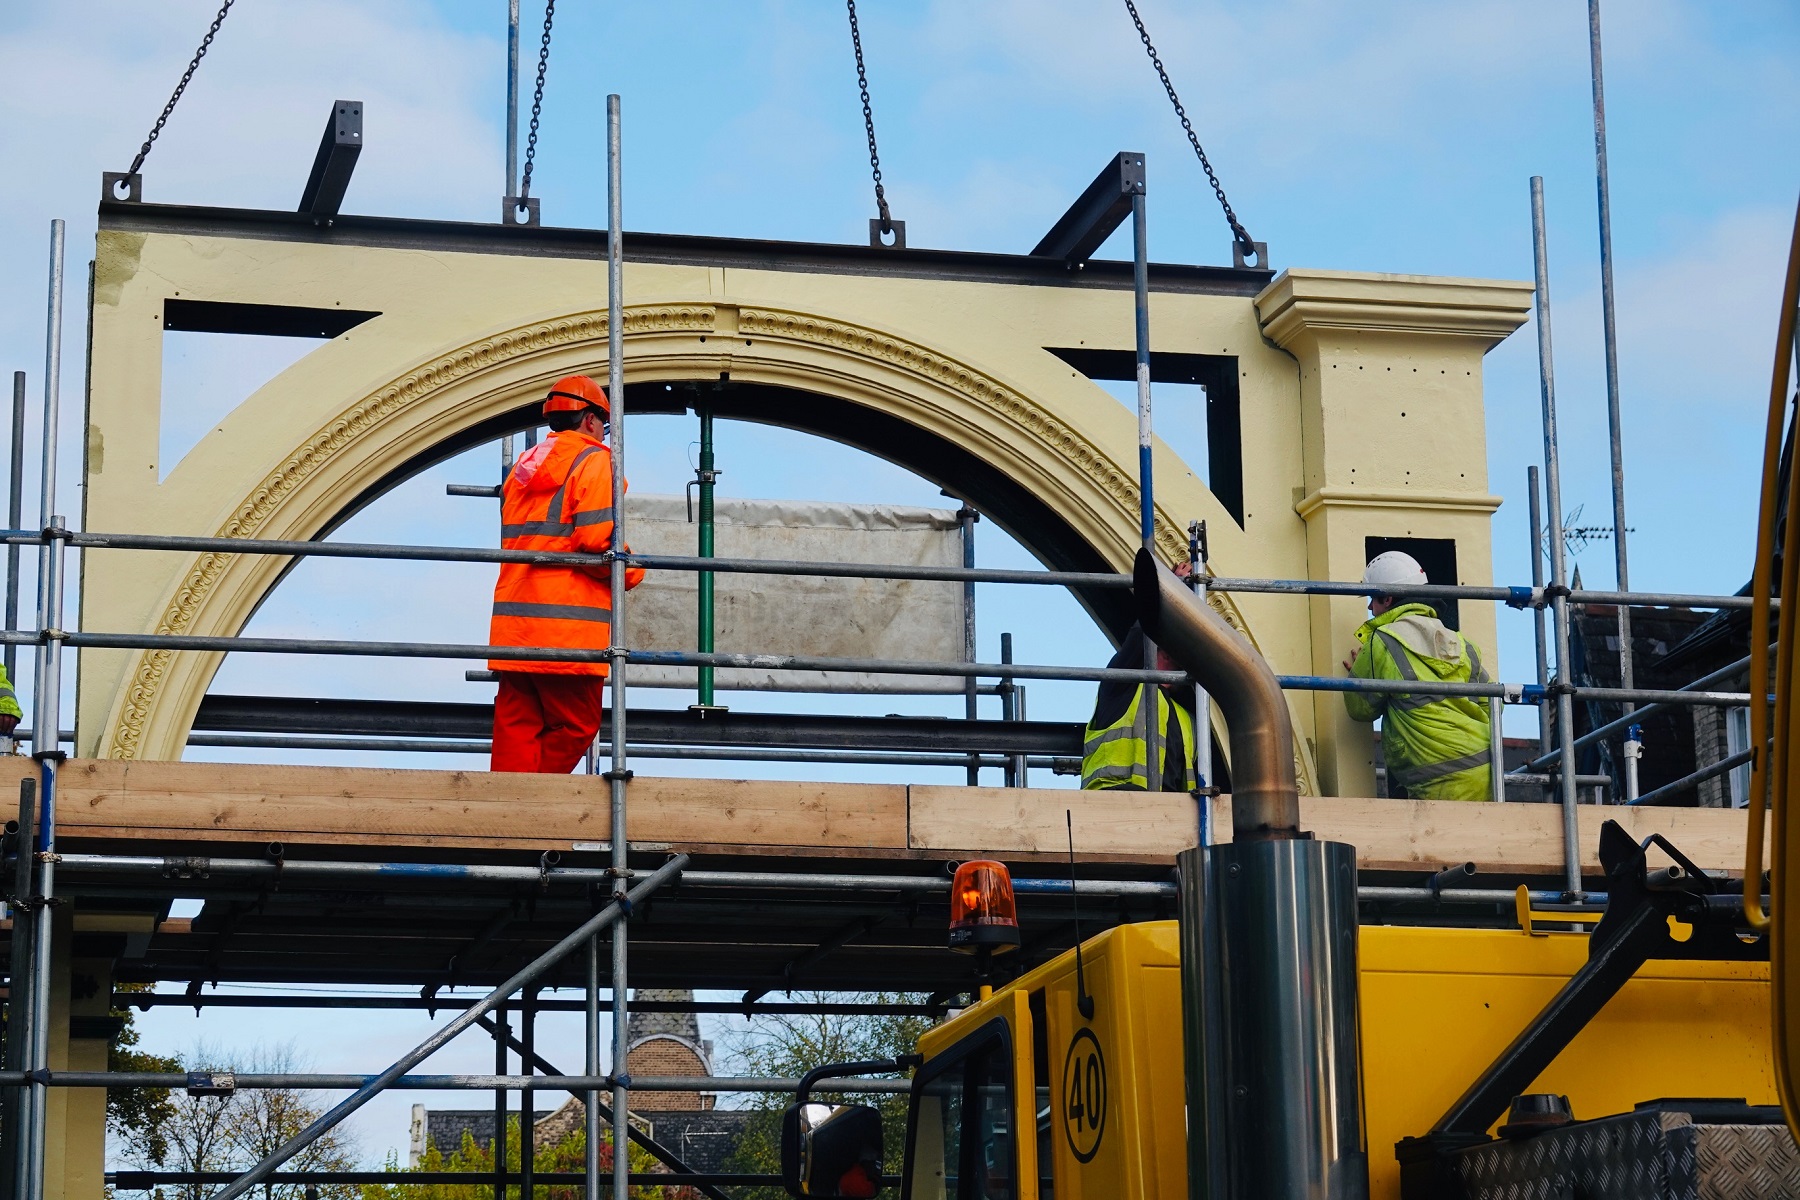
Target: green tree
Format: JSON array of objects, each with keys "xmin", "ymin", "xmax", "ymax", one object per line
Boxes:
[
  {"xmin": 115, "ymin": 1042, "xmax": 357, "ymax": 1200},
  {"xmin": 219, "ymin": 1045, "xmax": 359, "ymax": 1200},
  {"xmin": 722, "ymin": 993, "xmax": 934, "ymax": 1200},
  {"xmin": 361, "ymin": 1110, "xmax": 679, "ymax": 1200},
  {"xmin": 108, "ymin": 983, "xmax": 181, "ymax": 1167}
]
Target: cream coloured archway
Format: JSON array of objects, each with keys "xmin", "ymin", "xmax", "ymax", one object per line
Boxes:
[{"xmin": 81, "ymin": 207, "xmax": 1529, "ymax": 793}]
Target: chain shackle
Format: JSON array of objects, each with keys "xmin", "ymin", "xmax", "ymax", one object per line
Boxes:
[
  {"xmin": 1121, "ymin": 0, "xmax": 1257, "ymax": 256},
  {"xmin": 127, "ymin": 0, "xmax": 237, "ymax": 177},
  {"xmin": 846, "ymin": 0, "xmax": 892, "ymax": 232},
  {"xmin": 519, "ymin": 0, "xmax": 557, "ymax": 201}
]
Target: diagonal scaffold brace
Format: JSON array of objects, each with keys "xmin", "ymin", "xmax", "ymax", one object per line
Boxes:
[{"xmin": 207, "ymin": 853, "xmax": 689, "ymax": 1200}]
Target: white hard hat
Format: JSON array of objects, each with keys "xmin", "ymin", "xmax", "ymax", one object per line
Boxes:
[{"xmin": 1363, "ymin": 550, "xmax": 1428, "ymax": 590}]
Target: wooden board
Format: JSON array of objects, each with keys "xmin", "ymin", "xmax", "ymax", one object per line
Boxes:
[
  {"xmin": 910, "ymin": 787, "xmax": 1763, "ymax": 877},
  {"xmin": 0, "ymin": 759, "xmax": 1760, "ymax": 876},
  {"xmin": 36, "ymin": 759, "xmax": 906, "ymax": 855}
]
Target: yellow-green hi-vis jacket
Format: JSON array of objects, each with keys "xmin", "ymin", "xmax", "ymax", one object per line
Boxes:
[
  {"xmin": 1345, "ymin": 603, "xmax": 1493, "ymax": 802},
  {"xmin": 1082, "ymin": 686, "xmax": 1198, "ymax": 792},
  {"xmin": 0, "ymin": 666, "xmax": 19, "ymax": 721}
]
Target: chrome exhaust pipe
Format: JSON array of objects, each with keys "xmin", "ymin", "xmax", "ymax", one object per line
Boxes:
[
  {"xmin": 1134, "ymin": 549, "xmax": 1299, "ymax": 838},
  {"xmin": 1139, "ymin": 549, "xmax": 1368, "ymax": 1200}
]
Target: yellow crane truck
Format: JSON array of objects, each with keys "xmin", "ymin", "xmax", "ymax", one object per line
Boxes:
[{"xmin": 779, "ymin": 553, "xmax": 1794, "ymax": 1200}]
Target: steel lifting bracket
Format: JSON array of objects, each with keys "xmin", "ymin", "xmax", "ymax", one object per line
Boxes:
[{"xmin": 101, "ymin": 172, "xmax": 143, "ymax": 204}]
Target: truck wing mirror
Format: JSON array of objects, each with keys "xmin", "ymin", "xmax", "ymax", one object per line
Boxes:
[
  {"xmin": 781, "ymin": 1101, "xmax": 884, "ymax": 1199},
  {"xmin": 779, "ymin": 1057, "xmax": 915, "ymax": 1199}
]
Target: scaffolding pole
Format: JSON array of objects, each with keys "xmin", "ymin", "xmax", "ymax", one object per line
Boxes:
[
  {"xmin": 4, "ymin": 372, "xmax": 22, "ymax": 693},
  {"xmin": 603, "ymin": 91, "xmax": 631, "ymax": 1200},
  {"xmin": 204, "ymin": 855, "xmax": 688, "ymax": 1200},
  {"xmin": 20, "ymin": 525, "xmax": 1771, "ymax": 612},
  {"xmin": 960, "ymin": 504, "xmax": 979, "ymax": 785},
  {"xmin": 20, "ymin": 218, "xmax": 65, "ymax": 1200},
  {"xmin": 1527, "ymin": 465, "xmax": 1551, "ymax": 767},
  {"xmin": 1530, "ymin": 178, "xmax": 1584, "ymax": 896},
  {"xmin": 1588, "ymin": 0, "xmax": 1635, "ymax": 707},
  {"xmin": 505, "ymin": 0, "xmax": 520, "ymax": 198}
]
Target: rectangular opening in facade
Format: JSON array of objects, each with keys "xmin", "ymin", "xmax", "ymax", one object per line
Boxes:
[{"xmin": 1045, "ymin": 348, "xmax": 1243, "ymax": 527}]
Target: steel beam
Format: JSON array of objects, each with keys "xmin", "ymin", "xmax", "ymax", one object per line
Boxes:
[
  {"xmin": 96, "ymin": 200, "xmax": 1273, "ymax": 296},
  {"xmin": 1031, "ymin": 151, "xmax": 1145, "ymax": 265},
  {"xmin": 192, "ymin": 694, "xmax": 1083, "ymax": 754},
  {"xmin": 297, "ymin": 102, "xmax": 363, "ymax": 220}
]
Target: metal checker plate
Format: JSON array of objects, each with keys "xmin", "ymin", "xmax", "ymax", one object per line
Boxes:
[{"xmin": 1449, "ymin": 1110, "xmax": 1800, "ymax": 1200}]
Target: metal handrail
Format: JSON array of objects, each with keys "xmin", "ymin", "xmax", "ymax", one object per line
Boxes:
[{"xmin": 5, "ymin": 526, "xmax": 1768, "ymax": 611}]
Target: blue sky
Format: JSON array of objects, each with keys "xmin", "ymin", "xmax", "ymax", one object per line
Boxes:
[{"xmin": 2, "ymin": 0, "xmax": 1798, "ymax": 1165}]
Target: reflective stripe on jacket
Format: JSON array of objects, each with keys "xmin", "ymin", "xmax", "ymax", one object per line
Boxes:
[
  {"xmin": 488, "ymin": 430, "xmax": 646, "ymax": 676},
  {"xmin": 1345, "ymin": 602, "xmax": 1492, "ymax": 801},
  {"xmin": 1081, "ymin": 686, "xmax": 1197, "ymax": 792}
]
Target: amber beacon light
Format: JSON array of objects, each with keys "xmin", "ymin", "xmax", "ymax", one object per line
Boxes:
[{"xmin": 948, "ymin": 860, "xmax": 1021, "ymax": 953}]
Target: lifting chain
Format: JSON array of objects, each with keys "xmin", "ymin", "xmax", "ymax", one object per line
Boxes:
[
  {"xmin": 519, "ymin": 0, "xmax": 556, "ymax": 200},
  {"xmin": 846, "ymin": 0, "xmax": 894, "ymax": 234},
  {"xmin": 127, "ymin": 0, "xmax": 237, "ymax": 176},
  {"xmin": 1121, "ymin": 0, "xmax": 1257, "ymax": 258}
]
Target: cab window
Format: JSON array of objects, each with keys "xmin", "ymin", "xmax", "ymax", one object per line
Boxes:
[{"xmin": 905, "ymin": 1024, "xmax": 1016, "ymax": 1200}]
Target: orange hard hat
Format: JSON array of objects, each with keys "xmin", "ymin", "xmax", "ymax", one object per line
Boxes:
[{"xmin": 543, "ymin": 374, "xmax": 610, "ymax": 417}]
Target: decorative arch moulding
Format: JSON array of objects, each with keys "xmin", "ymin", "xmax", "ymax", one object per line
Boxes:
[{"xmin": 105, "ymin": 301, "xmax": 1280, "ymax": 780}]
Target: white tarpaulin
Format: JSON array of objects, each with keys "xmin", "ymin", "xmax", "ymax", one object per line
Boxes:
[{"xmin": 621, "ymin": 493, "xmax": 967, "ymax": 693}]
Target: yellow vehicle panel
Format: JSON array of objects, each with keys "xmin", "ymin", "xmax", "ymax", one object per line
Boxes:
[
  {"xmin": 914, "ymin": 921, "xmax": 1772, "ymax": 1200},
  {"xmin": 917, "ymin": 923, "xmax": 1185, "ymax": 1200},
  {"xmin": 1360, "ymin": 925, "xmax": 1773, "ymax": 1199}
]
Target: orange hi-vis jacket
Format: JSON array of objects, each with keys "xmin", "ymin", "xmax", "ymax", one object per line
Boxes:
[{"xmin": 488, "ymin": 430, "xmax": 645, "ymax": 676}]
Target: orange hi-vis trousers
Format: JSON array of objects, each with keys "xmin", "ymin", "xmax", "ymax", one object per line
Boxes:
[{"xmin": 490, "ymin": 672, "xmax": 606, "ymax": 774}]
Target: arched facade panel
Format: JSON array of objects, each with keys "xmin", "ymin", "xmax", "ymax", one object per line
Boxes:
[{"xmin": 82, "ymin": 217, "xmax": 1527, "ymax": 796}]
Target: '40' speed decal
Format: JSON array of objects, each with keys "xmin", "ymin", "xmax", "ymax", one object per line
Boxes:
[{"xmin": 1062, "ymin": 1027, "xmax": 1108, "ymax": 1163}]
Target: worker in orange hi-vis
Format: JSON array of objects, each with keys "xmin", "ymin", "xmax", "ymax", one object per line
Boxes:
[{"xmin": 489, "ymin": 374, "xmax": 645, "ymax": 773}]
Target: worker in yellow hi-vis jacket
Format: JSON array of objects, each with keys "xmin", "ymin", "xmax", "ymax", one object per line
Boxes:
[{"xmin": 1343, "ymin": 551, "xmax": 1493, "ymax": 801}]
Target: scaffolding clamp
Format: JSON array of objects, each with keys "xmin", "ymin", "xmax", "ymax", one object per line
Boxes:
[
  {"xmin": 602, "ymin": 768, "xmax": 633, "ymax": 782},
  {"xmin": 163, "ymin": 856, "xmax": 211, "ymax": 880},
  {"xmin": 1505, "ymin": 586, "xmax": 1540, "ymax": 610},
  {"xmin": 186, "ymin": 1071, "xmax": 236, "ymax": 1097}
]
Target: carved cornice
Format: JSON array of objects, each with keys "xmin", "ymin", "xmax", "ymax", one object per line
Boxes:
[
  {"xmin": 1294, "ymin": 487, "xmax": 1504, "ymax": 521},
  {"xmin": 1256, "ymin": 269, "xmax": 1532, "ymax": 352}
]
